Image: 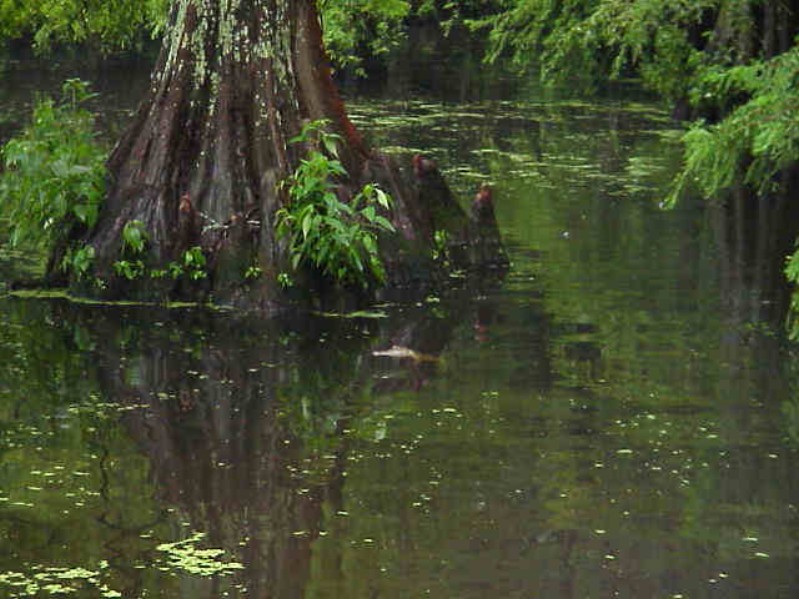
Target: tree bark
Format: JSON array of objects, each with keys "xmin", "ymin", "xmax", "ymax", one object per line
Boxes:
[{"xmin": 80, "ymin": 0, "xmax": 505, "ymax": 310}]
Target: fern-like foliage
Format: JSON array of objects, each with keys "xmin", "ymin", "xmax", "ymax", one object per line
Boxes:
[{"xmin": 670, "ymin": 46, "xmax": 799, "ymax": 204}]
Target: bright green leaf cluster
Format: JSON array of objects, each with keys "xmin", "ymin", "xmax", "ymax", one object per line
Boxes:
[
  {"xmin": 0, "ymin": 0, "xmax": 169, "ymax": 52},
  {"xmin": 276, "ymin": 120, "xmax": 396, "ymax": 289},
  {"xmin": 114, "ymin": 235, "xmax": 208, "ymax": 283},
  {"xmin": 670, "ymin": 46, "xmax": 799, "ymax": 204},
  {"xmin": 121, "ymin": 220, "xmax": 147, "ymax": 255},
  {"xmin": 0, "ymin": 78, "xmax": 107, "ymax": 269},
  {"xmin": 112, "ymin": 220, "xmax": 147, "ymax": 280},
  {"xmin": 786, "ymin": 231, "xmax": 799, "ymax": 340},
  {"xmin": 180, "ymin": 246, "xmax": 208, "ymax": 281}
]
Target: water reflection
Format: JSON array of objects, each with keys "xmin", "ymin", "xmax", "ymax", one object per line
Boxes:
[
  {"xmin": 712, "ymin": 183, "xmax": 799, "ymax": 328},
  {"xmin": 50, "ymin": 286, "xmax": 488, "ymax": 597},
  {"xmin": 3, "ymin": 196, "xmax": 799, "ymax": 597}
]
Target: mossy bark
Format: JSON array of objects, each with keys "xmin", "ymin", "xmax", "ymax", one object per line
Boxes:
[{"xmin": 82, "ymin": 0, "xmax": 505, "ymax": 311}]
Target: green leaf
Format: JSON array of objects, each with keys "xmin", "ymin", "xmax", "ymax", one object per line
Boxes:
[
  {"xmin": 374, "ymin": 215, "xmax": 396, "ymax": 232},
  {"xmin": 376, "ymin": 189, "xmax": 391, "ymax": 208},
  {"xmin": 302, "ymin": 212, "xmax": 314, "ymax": 239},
  {"xmin": 323, "ymin": 136, "xmax": 340, "ymax": 158}
]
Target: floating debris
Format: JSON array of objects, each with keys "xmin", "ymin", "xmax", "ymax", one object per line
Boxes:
[{"xmin": 372, "ymin": 346, "xmax": 440, "ymax": 363}]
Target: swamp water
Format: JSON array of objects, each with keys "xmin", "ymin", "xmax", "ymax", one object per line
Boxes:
[{"xmin": 1, "ymin": 51, "xmax": 799, "ymax": 598}]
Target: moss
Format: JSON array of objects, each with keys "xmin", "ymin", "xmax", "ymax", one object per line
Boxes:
[{"xmin": 163, "ymin": 0, "xmax": 190, "ymax": 83}]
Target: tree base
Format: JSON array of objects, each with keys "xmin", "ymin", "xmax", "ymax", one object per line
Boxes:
[{"xmin": 67, "ymin": 152, "xmax": 507, "ymax": 314}]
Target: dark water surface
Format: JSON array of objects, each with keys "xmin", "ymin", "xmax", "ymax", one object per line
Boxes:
[{"xmin": 2, "ymin": 49, "xmax": 799, "ymax": 598}]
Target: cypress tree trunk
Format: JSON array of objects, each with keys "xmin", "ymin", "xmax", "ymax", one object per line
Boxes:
[{"xmin": 82, "ymin": 0, "xmax": 505, "ymax": 310}]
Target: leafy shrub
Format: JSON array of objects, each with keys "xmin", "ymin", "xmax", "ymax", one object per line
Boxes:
[
  {"xmin": 244, "ymin": 265, "xmax": 263, "ymax": 280},
  {"xmin": 113, "ymin": 257, "xmax": 146, "ymax": 280},
  {"xmin": 121, "ymin": 220, "xmax": 147, "ymax": 254},
  {"xmin": 113, "ymin": 222, "xmax": 207, "ymax": 283},
  {"xmin": 179, "ymin": 246, "xmax": 208, "ymax": 281},
  {"xmin": 64, "ymin": 244, "xmax": 96, "ymax": 280},
  {"xmin": 111, "ymin": 220, "xmax": 148, "ymax": 280},
  {"xmin": 0, "ymin": 78, "xmax": 106, "ymax": 270},
  {"xmin": 276, "ymin": 120, "xmax": 396, "ymax": 289}
]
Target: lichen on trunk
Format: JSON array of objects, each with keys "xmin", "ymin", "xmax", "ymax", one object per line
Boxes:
[{"xmin": 80, "ymin": 0, "xmax": 505, "ymax": 311}]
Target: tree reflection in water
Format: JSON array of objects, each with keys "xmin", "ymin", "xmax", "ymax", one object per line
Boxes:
[{"xmin": 78, "ymin": 285, "xmax": 494, "ymax": 597}]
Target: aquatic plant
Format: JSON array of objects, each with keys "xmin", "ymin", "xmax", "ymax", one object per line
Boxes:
[
  {"xmin": 0, "ymin": 563, "xmax": 120, "ymax": 597},
  {"xmin": 155, "ymin": 532, "xmax": 244, "ymax": 577},
  {"xmin": 0, "ymin": 532, "xmax": 244, "ymax": 597}
]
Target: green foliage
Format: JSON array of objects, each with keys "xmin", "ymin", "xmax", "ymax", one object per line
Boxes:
[
  {"xmin": 431, "ymin": 229, "xmax": 451, "ymax": 265},
  {"xmin": 416, "ymin": 0, "xmax": 500, "ymax": 35},
  {"xmin": 0, "ymin": 0, "xmax": 495, "ymax": 71},
  {"xmin": 109, "ymin": 210, "xmax": 207, "ymax": 283},
  {"xmin": 484, "ymin": 0, "xmax": 799, "ymax": 198},
  {"xmin": 0, "ymin": 0, "xmax": 412, "ymax": 66},
  {"xmin": 276, "ymin": 120, "xmax": 396, "ymax": 289},
  {"xmin": 180, "ymin": 246, "xmax": 207, "ymax": 281},
  {"xmin": 485, "ymin": 0, "xmax": 715, "ymax": 97},
  {"xmin": 484, "ymin": 0, "xmax": 599, "ymax": 90},
  {"xmin": 320, "ymin": 0, "xmax": 500, "ymax": 73},
  {"xmin": 786, "ymin": 247, "xmax": 799, "ymax": 340},
  {"xmin": 786, "ymin": 250, "xmax": 799, "ymax": 288},
  {"xmin": 112, "ymin": 220, "xmax": 148, "ymax": 280},
  {"xmin": 121, "ymin": 220, "xmax": 147, "ymax": 255},
  {"xmin": 669, "ymin": 46, "xmax": 799, "ymax": 205},
  {"xmin": 114, "ymin": 241, "xmax": 207, "ymax": 283},
  {"xmin": 112, "ymin": 258, "xmax": 145, "ymax": 280},
  {"xmin": 320, "ymin": 0, "xmax": 410, "ymax": 74},
  {"xmin": 0, "ymin": 0, "xmax": 169, "ymax": 52},
  {"xmin": 244, "ymin": 264, "xmax": 263, "ymax": 280},
  {"xmin": 0, "ymin": 78, "xmax": 106, "ymax": 270},
  {"xmin": 64, "ymin": 245, "xmax": 96, "ymax": 280},
  {"xmin": 277, "ymin": 272, "xmax": 294, "ymax": 289}
]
